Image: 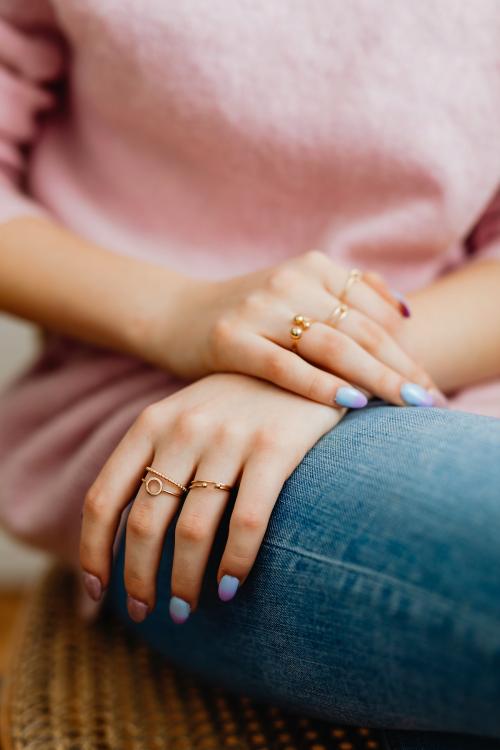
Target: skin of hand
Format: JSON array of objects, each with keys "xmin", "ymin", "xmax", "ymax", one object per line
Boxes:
[{"xmin": 80, "ymin": 372, "xmax": 346, "ymax": 623}]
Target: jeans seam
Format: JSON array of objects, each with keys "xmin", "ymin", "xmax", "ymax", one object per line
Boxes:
[{"xmin": 261, "ymin": 538, "xmax": 500, "ymax": 639}]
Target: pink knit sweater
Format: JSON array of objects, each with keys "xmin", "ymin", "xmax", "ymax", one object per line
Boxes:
[{"xmin": 0, "ymin": 0, "xmax": 499, "ymax": 565}]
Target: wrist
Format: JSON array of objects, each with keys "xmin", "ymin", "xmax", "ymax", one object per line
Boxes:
[{"xmin": 122, "ymin": 260, "xmax": 212, "ymax": 369}]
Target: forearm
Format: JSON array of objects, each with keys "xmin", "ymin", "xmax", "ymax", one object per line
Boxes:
[
  {"xmin": 405, "ymin": 259, "xmax": 500, "ymax": 393},
  {"xmin": 2, "ymin": 216, "xmax": 485, "ymax": 399},
  {"xmin": 0, "ymin": 215, "xmax": 191, "ymax": 360}
]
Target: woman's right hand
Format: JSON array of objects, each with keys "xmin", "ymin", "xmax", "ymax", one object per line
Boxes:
[{"xmin": 142, "ymin": 250, "xmax": 439, "ymax": 409}]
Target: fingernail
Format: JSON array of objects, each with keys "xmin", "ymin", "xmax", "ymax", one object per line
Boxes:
[
  {"xmin": 335, "ymin": 386, "xmax": 368, "ymax": 409},
  {"xmin": 218, "ymin": 575, "xmax": 240, "ymax": 602},
  {"xmin": 127, "ymin": 595, "xmax": 149, "ymax": 623},
  {"xmin": 400, "ymin": 382, "xmax": 434, "ymax": 407},
  {"xmin": 169, "ymin": 596, "xmax": 191, "ymax": 624},
  {"xmin": 391, "ymin": 289, "xmax": 411, "ymax": 318},
  {"xmin": 82, "ymin": 571, "xmax": 103, "ymax": 602}
]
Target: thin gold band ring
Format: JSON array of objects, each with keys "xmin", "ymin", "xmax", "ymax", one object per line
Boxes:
[
  {"xmin": 325, "ymin": 302, "xmax": 349, "ymax": 328},
  {"xmin": 340, "ymin": 268, "xmax": 362, "ymax": 302},
  {"xmin": 189, "ymin": 480, "xmax": 233, "ymax": 491}
]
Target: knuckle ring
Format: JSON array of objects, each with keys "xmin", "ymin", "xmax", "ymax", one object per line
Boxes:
[
  {"xmin": 340, "ymin": 268, "xmax": 362, "ymax": 301},
  {"xmin": 142, "ymin": 465, "xmax": 187, "ymax": 497},
  {"xmin": 290, "ymin": 313, "xmax": 314, "ymax": 352}
]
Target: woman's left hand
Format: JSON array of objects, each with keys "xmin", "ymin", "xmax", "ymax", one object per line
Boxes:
[{"xmin": 80, "ymin": 372, "xmax": 343, "ymax": 622}]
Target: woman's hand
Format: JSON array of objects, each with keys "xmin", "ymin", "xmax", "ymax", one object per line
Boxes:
[
  {"xmin": 143, "ymin": 250, "xmax": 437, "ymax": 409},
  {"xmin": 0, "ymin": 219, "xmax": 436, "ymax": 408},
  {"xmin": 80, "ymin": 373, "xmax": 345, "ymax": 623}
]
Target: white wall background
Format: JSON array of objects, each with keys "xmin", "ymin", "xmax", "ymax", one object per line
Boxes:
[{"xmin": 0, "ymin": 314, "xmax": 48, "ymax": 586}]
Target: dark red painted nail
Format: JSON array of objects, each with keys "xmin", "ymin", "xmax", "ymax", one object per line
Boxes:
[{"xmin": 391, "ymin": 289, "xmax": 411, "ymax": 318}]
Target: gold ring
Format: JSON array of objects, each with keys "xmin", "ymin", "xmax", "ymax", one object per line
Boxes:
[
  {"xmin": 290, "ymin": 314, "xmax": 314, "ymax": 352},
  {"xmin": 142, "ymin": 477, "xmax": 184, "ymax": 498},
  {"xmin": 340, "ymin": 269, "xmax": 362, "ymax": 302},
  {"xmin": 325, "ymin": 303, "xmax": 349, "ymax": 328},
  {"xmin": 189, "ymin": 480, "xmax": 233, "ymax": 491},
  {"xmin": 145, "ymin": 466, "xmax": 188, "ymax": 493}
]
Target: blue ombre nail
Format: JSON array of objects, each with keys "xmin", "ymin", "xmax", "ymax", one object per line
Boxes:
[
  {"xmin": 400, "ymin": 382, "xmax": 434, "ymax": 407},
  {"xmin": 391, "ymin": 289, "xmax": 411, "ymax": 318},
  {"xmin": 218, "ymin": 575, "xmax": 240, "ymax": 602},
  {"xmin": 169, "ymin": 596, "xmax": 191, "ymax": 624},
  {"xmin": 335, "ymin": 386, "xmax": 368, "ymax": 409}
]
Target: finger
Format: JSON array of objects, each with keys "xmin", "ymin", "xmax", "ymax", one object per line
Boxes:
[
  {"xmin": 124, "ymin": 443, "xmax": 197, "ymax": 622},
  {"xmin": 286, "ymin": 283, "xmax": 434, "ymax": 393},
  {"xmin": 169, "ymin": 436, "xmax": 243, "ymax": 623},
  {"xmin": 261, "ymin": 284, "xmax": 429, "ymax": 391},
  {"xmin": 363, "ymin": 270, "xmax": 411, "ymax": 318},
  {"xmin": 298, "ymin": 252, "xmax": 407, "ymax": 327},
  {"xmin": 323, "ymin": 267, "xmax": 404, "ymax": 339},
  {"xmin": 298, "ymin": 322, "xmax": 435, "ymax": 407},
  {"xmin": 217, "ymin": 450, "xmax": 289, "ymax": 600},
  {"xmin": 228, "ymin": 331, "xmax": 368, "ymax": 409},
  {"xmin": 80, "ymin": 406, "xmax": 161, "ymax": 599},
  {"xmin": 335, "ymin": 307, "xmax": 434, "ymax": 390}
]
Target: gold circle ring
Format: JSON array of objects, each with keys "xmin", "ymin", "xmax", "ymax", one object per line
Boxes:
[
  {"xmin": 289, "ymin": 314, "xmax": 314, "ymax": 352},
  {"xmin": 189, "ymin": 480, "xmax": 233, "ymax": 491},
  {"xmin": 142, "ymin": 476, "xmax": 184, "ymax": 498},
  {"xmin": 145, "ymin": 465, "xmax": 188, "ymax": 494},
  {"xmin": 339, "ymin": 268, "xmax": 362, "ymax": 302}
]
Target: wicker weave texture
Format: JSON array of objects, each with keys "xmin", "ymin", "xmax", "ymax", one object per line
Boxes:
[{"xmin": 1, "ymin": 568, "xmax": 384, "ymax": 750}]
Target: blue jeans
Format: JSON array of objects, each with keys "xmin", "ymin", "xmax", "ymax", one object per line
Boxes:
[{"xmin": 108, "ymin": 403, "xmax": 500, "ymax": 749}]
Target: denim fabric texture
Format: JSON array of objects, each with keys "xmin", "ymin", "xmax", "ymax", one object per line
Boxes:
[
  {"xmin": 384, "ymin": 730, "xmax": 500, "ymax": 749},
  {"xmin": 108, "ymin": 403, "xmax": 500, "ymax": 749}
]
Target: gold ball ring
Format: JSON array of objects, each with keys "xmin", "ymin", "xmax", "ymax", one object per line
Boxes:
[
  {"xmin": 340, "ymin": 268, "xmax": 362, "ymax": 302},
  {"xmin": 144, "ymin": 466, "xmax": 188, "ymax": 494},
  {"xmin": 290, "ymin": 314, "xmax": 314, "ymax": 352},
  {"xmin": 292, "ymin": 314, "xmax": 312, "ymax": 329},
  {"xmin": 325, "ymin": 302, "xmax": 349, "ymax": 328},
  {"xmin": 189, "ymin": 480, "xmax": 233, "ymax": 491}
]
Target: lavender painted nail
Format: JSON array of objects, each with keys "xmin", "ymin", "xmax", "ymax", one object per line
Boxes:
[
  {"xmin": 335, "ymin": 386, "xmax": 368, "ymax": 409},
  {"xmin": 169, "ymin": 596, "xmax": 191, "ymax": 624},
  {"xmin": 82, "ymin": 571, "xmax": 103, "ymax": 602},
  {"xmin": 400, "ymin": 382, "xmax": 434, "ymax": 407},
  {"xmin": 218, "ymin": 575, "xmax": 240, "ymax": 602},
  {"xmin": 391, "ymin": 289, "xmax": 411, "ymax": 318},
  {"xmin": 127, "ymin": 596, "xmax": 149, "ymax": 623}
]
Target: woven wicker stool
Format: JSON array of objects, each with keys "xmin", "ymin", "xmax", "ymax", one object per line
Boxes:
[{"xmin": 0, "ymin": 567, "xmax": 384, "ymax": 750}]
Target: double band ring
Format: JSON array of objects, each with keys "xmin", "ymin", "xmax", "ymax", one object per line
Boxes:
[
  {"xmin": 142, "ymin": 476, "xmax": 184, "ymax": 498},
  {"xmin": 145, "ymin": 466, "xmax": 188, "ymax": 493},
  {"xmin": 340, "ymin": 268, "xmax": 362, "ymax": 302},
  {"xmin": 189, "ymin": 480, "xmax": 233, "ymax": 491},
  {"xmin": 142, "ymin": 466, "xmax": 187, "ymax": 497},
  {"xmin": 290, "ymin": 314, "xmax": 314, "ymax": 352}
]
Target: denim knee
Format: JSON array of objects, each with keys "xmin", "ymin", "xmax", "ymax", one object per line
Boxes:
[{"xmin": 108, "ymin": 404, "xmax": 500, "ymax": 734}]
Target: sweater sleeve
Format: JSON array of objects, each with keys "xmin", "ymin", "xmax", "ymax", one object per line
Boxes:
[
  {"xmin": 0, "ymin": 1, "xmax": 65, "ymax": 223},
  {"xmin": 465, "ymin": 186, "xmax": 500, "ymax": 263}
]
